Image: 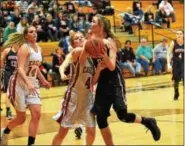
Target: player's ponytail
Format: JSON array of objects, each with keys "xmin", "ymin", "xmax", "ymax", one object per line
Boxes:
[{"xmin": 2, "ymin": 32, "xmax": 25, "ymax": 49}]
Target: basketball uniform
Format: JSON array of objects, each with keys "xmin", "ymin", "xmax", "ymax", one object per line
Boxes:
[
  {"xmin": 8, "ymin": 43, "xmax": 42, "ymax": 112},
  {"xmin": 1, "ymin": 49, "xmax": 17, "ymax": 93},
  {"xmin": 172, "ymin": 40, "xmax": 184, "ymax": 81},
  {"xmin": 91, "ymin": 39, "xmax": 127, "ymax": 117},
  {"xmin": 53, "ymin": 58, "xmax": 96, "ymax": 127}
]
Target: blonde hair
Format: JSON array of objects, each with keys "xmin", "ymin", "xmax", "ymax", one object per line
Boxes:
[
  {"xmin": 2, "ymin": 26, "xmax": 34, "ymax": 49},
  {"xmin": 2, "ymin": 32, "xmax": 25, "ymax": 49}
]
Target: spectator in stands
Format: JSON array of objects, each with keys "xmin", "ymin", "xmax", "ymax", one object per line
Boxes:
[
  {"xmin": 87, "ymin": 7, "xmax": 98, "ymax": 23},
  {"xmin": 32, "ymin": 15, "xmax": 48, "ymax": 42},
  {"xmin": 46, "ymin": 14, "xmax": 58, "ymax": 41},
  {"xmin": 144, "ymin": 5, "xmax": 154, "ymax": 24},
  {"xmin": 69, "ymin": 14, "xmax": 79, "ymax": 31},
  {"xmin": 48, "ymin": 0, "xmax": 62, "ymax": 17},
  {"xmin": 52, "ymin": 47, "xmax": 65, "ymax": 85},
  {"xmin": 155, "ymin": 7, "xmax": 170, "ymax": 28},
  {"xmin": 0, "ymin": 10, "xmax": 7, "ymax": 28},
  {"xmin": 153, "ymin": 38, "xmax": 168, "ymax": 74},
  {"xmin": 159, "ymin": 0, "xmax": 176, "ymax": 22},
  {"xmin": 154, "ymin": 0, "xmax": 173, "ymax": 9},
  {"xmin": 3, "ymin": 21, "xmax": 16, "ymax": 42},
  {"xmin": 122, "ymin": 7, "xmax": 134, "ymax": 34},
  {"xmin": 136, "ymin": 38, "xmax": 161, "ymax": 75},
  {"xmin": 16, "ymin": 0, "xmax": 29, "ymax": 16},
  {"xmin": 10, "ymin": 8, "xmax": 21, "ymax": 27},
  {"xmin": 72, "ymin": 0, "xmax": 93, "ymax": 7},
  {"xmin": 16, "ymin": 16, "xmax": 29, "ymax": 32},
  {"xmin": 133, "ymin": 0, "xmax": 142, "ymax": 13},
  {"xmin": 26, "ymin": 8, "xmax": 35, "ymax": 25},
  {"xmin": 133, "ymin": 2, "xmax": 143, "ymax": 29},
  {"xmin": 3, "ymin": 0, "xmax": 16, "ymax": 12},
  {"xmin": 118, "ymin": 40, "xmax": 141, "ymax": 77},
  {"xmin": 55, "ymin": 11, "xmax": 70, "ymax": 39},
  {"xmin": 27, "ymin": 0, "xmax": 38, "ymax": 14},
  {"xmin": 63, "ymin": 1, "xmax": 76, "ymax": 14}
]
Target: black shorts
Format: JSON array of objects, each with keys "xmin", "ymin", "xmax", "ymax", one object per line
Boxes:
[
  {"xmin": 172, "ymin": 58, "xmax": 184, "ymax": 81},
  {"xmin": 1, "ymin": 71, "xmax": 13, "ymax": 93},
  {"xmin": 91, "ymin": 76, "xmax": 127, "ymax": 117}
]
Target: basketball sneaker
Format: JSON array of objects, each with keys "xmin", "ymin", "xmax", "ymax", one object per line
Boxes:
[
  {"xmin": 6, "ymin": 110, "xmax": 13, "ymax": 120},
  {"xmin": 0, "ymin": 128, "xmax": 8, "ymax": 146},
  {"xmin": 74, "ymin": 127, "xmax": 83, "ymax": 139},
  {"xmin": 143, "ymin": 118, "xmax": 161, "ymax": 141}
]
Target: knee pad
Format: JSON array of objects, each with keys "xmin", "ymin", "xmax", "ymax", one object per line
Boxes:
[
  {"xmin": 117, "ymin": 109, "xmax": 136, "ymax": 123},
  {"xmin": 96, "ymin": 115, "xmax": 108, "ymax": 129}
]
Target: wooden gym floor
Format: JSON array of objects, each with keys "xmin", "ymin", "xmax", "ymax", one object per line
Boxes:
[{"xmin": 0, "ymin": 74, "xmax": 184, "ymax": 145}]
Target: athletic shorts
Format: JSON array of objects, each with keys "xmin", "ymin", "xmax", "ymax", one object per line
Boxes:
[
  {"xmin": 1, "ymin": 70, "xmax": 13, "ymax": 93},
  {"xmin": 172, "ymin": 58, "xmax": 184, "ymax": 81},
  {"xmin": 91, "ymin": 80, "xmax": 127, "ymax": 117},
  {"xmin": 8, "ymin": 76, "xmax": 41, "ymax": 112}
]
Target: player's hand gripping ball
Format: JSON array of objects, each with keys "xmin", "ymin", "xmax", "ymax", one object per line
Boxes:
[{"xmin": 84, "ymin": 37, "xmax": 106, "ymax": 58}]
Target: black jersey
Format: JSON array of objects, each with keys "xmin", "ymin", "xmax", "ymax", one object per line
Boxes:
[
  {"xmin": 173, "ymin": 40, "xmax": 184, "ymax": 60},
  {"xmin": 4, "ymin": 49, "xmax": 17, "ymax": 72},
  {"xmin": 93, "ymin": 49, "xmax": 122, "ymax": 85}
]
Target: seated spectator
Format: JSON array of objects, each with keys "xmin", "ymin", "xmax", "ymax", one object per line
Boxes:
[
  {"xmin": 46, "ymin": 14, "xmax": 58, "ymax": 41},
  {"xmin": 52, "ymin": 47, "xmax": 66, "ymax": 85},
  {"xmin": 155, "ymin": 7, "xmax": 170, "ymax": 28},
  {"xmin": 69, "ymin": 14, "xmax": 80, "ymax": 31},
  {"xmin": 0, "ymin": 10, "xmax": 7, "ymax": 28},
  {"xmin": 133, "ymin": 0, "xmax": 142, "ymax": 13},
  {"xmin": 26, "ymin": 8, "xmax": 35, "ymax": 25},
  {"xmin": 153, "ymin": 38, "xmax": 168, "ymax": 74},
  {"xmin": 16, "ymin": 16, "xmax": 29, "ymax": 32},
  {"xmin": 10, "ymin": 8, "xmax": 21, "ymax": 27},
  {"xmin": 3, "ymin": 21, "xmax": 16, "ymax": 42},
  {"xmin": 27, "ymin": 0, "xmax": 39, "ymax": 14},
  {"xmin": 63, "ymin": 1, "xmax": 76, "ymax": 14},
  {"xmin": 72, "ymin": 0, "xmax": 92, "ymax": 7},
  {"xmin": 144, "ymin": 5, "xmax": 154, "ymax": 24},
  {"xmin": 3, "ymin": 0, "xmax": 17, "ymax": 12},
  {"xmin": 32, "ymin": 15, "xmax": 48, "ymax": 42},
  {"xmin": 159, "ymin": 0, "xmax": 176, "ymax": 22},
  {"xmin": 87, "ymin": 7, "xmax": 98, "ymax": 23},
  {"xmin": 122, "ymin": 7, "xmax": 134, "ymax": 34},
  {"xmin": 16, "ymin": 0, "xmax": 29, "ymax": 16},
  {"xmin": 136, "ymin": 38, "xmax": 161, "ymax": 75},
  {"xmin": 133, "ymin": 2, "xmax": 143, "ymax": 29},
  {"xmin": 118, "ymin": 40, "xmax": 141, "ymax": 77},
  {"xmin": 48, "ymin": 0, "xmax": 62, "ymax": 17},
  {"xmin": 154, "ymin": 0, "xmax": 173, "ymax": 9}
]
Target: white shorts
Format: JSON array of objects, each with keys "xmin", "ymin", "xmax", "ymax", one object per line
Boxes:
[
  {"xmin": 8, "ymin": 76, "xmax": 41, "ymax": 112},
  {"xmin": 53, "ymin": 90, "xmax": 95, "ymax": 128}
]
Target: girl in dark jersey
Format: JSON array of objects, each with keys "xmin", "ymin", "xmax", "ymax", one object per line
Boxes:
[
  {"xmin": 1, "ymin": 43, "xmax": 18, "ymax": 120},
  {"xmin": 169, "ymin": 30, "xmax": 184, "ymax": 100},
  {"xmin": 80, "ymin": 14, "xmax": 161, "ymax": 145}
]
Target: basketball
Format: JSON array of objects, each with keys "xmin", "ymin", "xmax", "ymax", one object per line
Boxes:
[{"xmin": 84, "ymin": 37, "xmax": 106, "ymax": 58}]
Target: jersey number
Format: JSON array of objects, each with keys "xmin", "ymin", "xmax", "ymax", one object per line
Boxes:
[
  {"xmin": 26, "ymin": 67, "xmax": 37, "ymax": 77},
  {"xmin": 85, "ymin": 77, "xmax": 91, "ymax": 89}
]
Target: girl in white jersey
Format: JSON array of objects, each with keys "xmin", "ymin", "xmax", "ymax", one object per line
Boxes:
[
  {"xmin": 1, "ymin": 26, "xmax": 51, "ymax": 146},
  {"xmin": 52, "ymin": 31, "xmax": 105, "ymax": 145}
]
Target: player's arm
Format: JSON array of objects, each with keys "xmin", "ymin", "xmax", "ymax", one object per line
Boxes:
[
  {"xmin": 101, "ymin": 39, "xmax": 117, "ymax": 71},
  {"xmin": 59, "ymin": 53, "xmax": 72, "ymax": 80},
  {"xmin": 0, "ymin": 48, "xmax": 10, "ymax": 68},
  {"xmin": 167, "ymin": 41, "xmax": 174, "ymax": 66},
  {"xmin": 36, "ymin": 47, "xmax": 51, "ymax": 88},
  {"xmin": 92, "ymin": 61, "xmax": 106, "ymax": 85}
]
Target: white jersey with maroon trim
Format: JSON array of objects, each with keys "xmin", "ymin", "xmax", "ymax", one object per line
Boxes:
[{"xmin": 53, "ymin": 58, "xmax": 96, "ymax": 127}]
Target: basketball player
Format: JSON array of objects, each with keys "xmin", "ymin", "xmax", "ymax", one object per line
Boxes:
[
  {"xmin": 80, "ymin": 14, "xmax": 161, "ymax": 145},
  {"xmin": 168, "ymin": 30, "xmax": 184, "ymax": 100},
  {"xmin": 1, "ymin": 35, "xmax": 21, "ymax": 120},
  {"xmin": 0, "ymin": 26, "xmax": 51, "ymax": 146},
  {"xmin": 52, "ymin": 31, "xmax": 106, "ymax": 145}
]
